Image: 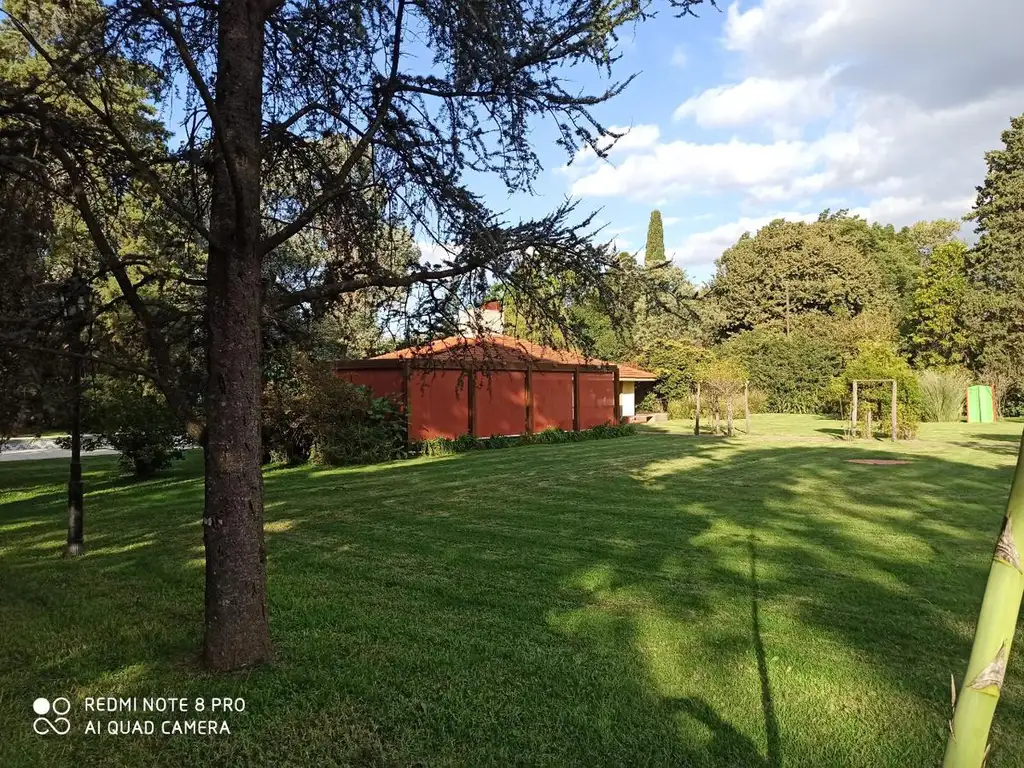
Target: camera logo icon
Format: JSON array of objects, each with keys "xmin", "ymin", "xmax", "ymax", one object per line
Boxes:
[{"xmin": 33, "ymin": 697, "xmax": 71, "ymax": 735}]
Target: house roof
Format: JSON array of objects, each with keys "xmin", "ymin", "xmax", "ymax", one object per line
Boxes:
[{"xmin": 372, "ymin": 334, "xmax": 657, "ymax": 380}]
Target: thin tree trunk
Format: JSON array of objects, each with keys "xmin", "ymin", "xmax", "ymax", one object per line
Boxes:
[
  {"xmin": 202, "ymin": 0, "xmax": 273, "ymax": 671},
  {"xmin": 891, "ymin": 380, "xmax": 897, "ymax": 442},
  {"xmin": 64, "ymin": 341, "xmax": 84, "ymax": 558},
  {"xmin": 694, "ymin": 382, "xmax": 701, "ymax": 436},
  {"xmin": 851, "ymin": 381, "xmax": 858, "ymax": 439},
  {"xmin": 726, "ymin": 396, "xmax": 733, "ymax": 437},
  {"xmin": 744, "ymin": 380, "xmax": 751, "ymax": 435},
  {"xmin": 945, "ymin": 432, "xmax": 1024, "ymax": 766}
]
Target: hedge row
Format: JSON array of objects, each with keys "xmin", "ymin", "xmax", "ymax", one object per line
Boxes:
[{"xmin": 419, "ymin": 423, "xmax": 637, "ymax": 457}]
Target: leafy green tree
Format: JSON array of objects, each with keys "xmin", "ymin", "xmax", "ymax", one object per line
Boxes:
[
  {"xmin": 828, "ymin": 339, "xmax": 921, "ymax": 435},
  {"xmin": 644, "ymin": 210, "xmax": 666, "ymax": 265},
  {"xmin": 80, "ymin": 375, "xmax": 186, "ymax": 478},
  {"xmin": 966, "ymin": 114, "xmax": 1024, "ymax": 389},
  {"xmin": 638, "ymin": 338, "xmax": 708, "ymax": 402},
  {"xmin": 905, "ymin": 240, "xmax": 970, "ymax": 367},
  {"xmin": 825, "ymin": 212, "xmax": 959, "ymax": 317},
  {"xmin": 709, "ymin": 217, "xmax": 885, "ymax": 339},
  {"xmin": 722, "ymin": 311, "xmax": 897, "ymax": 414}
]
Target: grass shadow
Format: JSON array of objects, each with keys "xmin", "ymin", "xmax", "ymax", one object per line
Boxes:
[{"xmin": 2, "ymin": 430, "xmax": 1023, "ymax": 766}]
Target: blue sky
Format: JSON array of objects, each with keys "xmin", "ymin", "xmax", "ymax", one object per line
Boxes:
[{"xmin": 475, "ymin": 0, "xmax": 1024, "ymax": 284}]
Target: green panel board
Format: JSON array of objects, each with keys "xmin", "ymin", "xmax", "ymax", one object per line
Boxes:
[{"xmin": 967, "ymin": 385, "xmax": 995, "ymax": 423}]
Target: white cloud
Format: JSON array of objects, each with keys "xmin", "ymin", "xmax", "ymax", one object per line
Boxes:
[
  {"xmin": 570, "ymin": 137, "xmax": 818, "ymax": 200},
  {"xmin": 723, "ymin": 0, "xmax": 1024, "ymax": 111},
  {"xmin": 670, "ymin": 46, "xmax": 688, "ymax": 68},
  {"xmin": 850, "ymin": 195, "xmax": 974, "ymax": 225},
  {"xmin": 558, "ymin": 0, "xmax": 1019, "ymax": 277},
  {"xmin": 673, "ymin": 74, "xmax": 835, "ymax": 131},
  {"xmin": 662, "ymin": 217, "xmax": 682, "ymax": 226},
  {"xmin": 417, "ymin": 241, "xmax": 461, "ymax": 265},
  {"xmin": 668, "ymin": 211, "xmax": 818, "ymax": 271},
  {"xmin": 569, "ymin": 0, "xmax": 1022, "ymax": 213},
  {"xmin": 566, "ymin": 124, "xmax": 661, "ymax": 169}
]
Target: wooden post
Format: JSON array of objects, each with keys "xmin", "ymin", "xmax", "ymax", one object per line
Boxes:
[
  {"xmin": 866, "ymin": 406, "xmax": 873, "ymax": 439},
  {"xmin": 891, "ymin": 379, "xmax": 898, "ymax": 442},
  {"xmin": 694, "ymin": 382, "xmax": 701, "ymax": 436},
  {"xmin": 726, "ymin": 395, "xmax": 734, "ymax": 437},
  {"xmin": 468, "ymin": 369, "xmax": 476, "ymax": 437},
  {"xmin": 613, "ymin": 367, "xmax": 621, "ymax": 424},
  {"xmin": 573, "ymin": 367, "xmax": 581, "ymax": 432},
  {"xmin": 525, "ymin": 365, "xmax": 534, "ymax": 434},
  {"xmin": 401, "ymin": 361, "xmax": 411, "ymax": 445},
  {"xmin": 744, "ymin": 380, "xmax": 751, "ymax": 435},
  {"xmin": 851, "ymin": 380, "xmax": 859, "ymax": 439}
]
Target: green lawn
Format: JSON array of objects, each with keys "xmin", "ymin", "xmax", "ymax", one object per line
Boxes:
[{"xmin": 3, "ymin": 414, "xmax": 1024, "ymax": 766}]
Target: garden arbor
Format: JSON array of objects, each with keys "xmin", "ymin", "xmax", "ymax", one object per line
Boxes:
[{"xmin": 850, "ymin": 379, "xmax": 898, "ymax": 441}]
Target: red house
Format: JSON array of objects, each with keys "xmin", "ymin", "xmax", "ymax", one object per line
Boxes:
[{"xmin": 334, "ymin": 327, "xmax": 656, "ymax": 442}]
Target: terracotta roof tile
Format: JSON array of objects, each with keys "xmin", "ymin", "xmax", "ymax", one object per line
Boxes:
[{"xmin": 372, "ymin": 334, "xmax": 657, "ymax": 379}]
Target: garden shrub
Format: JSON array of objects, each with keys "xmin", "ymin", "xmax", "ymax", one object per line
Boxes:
[
  {"xmin": 416, "ymin": 423, "xmax": 636, "ymax": 456},
  {"xmin": 65, "ymin": 375, "xmax": 186, "ymax": 478},
  {"xmin": 637, "ymin": 338, "xmax": 709, "ymax": 403},
  {"xmin": 637, "ymin": 392, "xmax": 663, "ymax": 413},
  {"xmin": 746, "ymin": 388, "xmax": 768, "ymax": 413},
  {"xmin": 264, "ymin": 357, "xmax": 407, "ymax": 465},
  {"xmin": 723, "ymin": 328, "xmax": 846, "ymax": 414},
  {"xmin": 830, "ymin": 340, "xmax": 922, "ymax": 436},
  {"xmin": 667, "ymin": 398, "xmax": 691, "ymax": 420},
  {"xmin": 1002, "ymin": 387, "xmax": 1024, "ymax": 418},
  {"xmin": 918, "ymin": 368, "xmax": 971, "ymax": 422}
]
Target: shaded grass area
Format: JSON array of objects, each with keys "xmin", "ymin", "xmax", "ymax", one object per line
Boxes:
[{"xmin": 2, "ymin": 418, "xmax": 1024, "ymax": 766}]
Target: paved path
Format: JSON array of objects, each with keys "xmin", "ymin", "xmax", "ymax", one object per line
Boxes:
[{"xmin": 0, "ymin": 436, "xmax": 118, "ymax": 463}]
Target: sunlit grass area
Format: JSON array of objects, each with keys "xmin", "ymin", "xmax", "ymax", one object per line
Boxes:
[{"xmin": 2, "ymin": 416, "xmax": 1024, "ymax": 766}]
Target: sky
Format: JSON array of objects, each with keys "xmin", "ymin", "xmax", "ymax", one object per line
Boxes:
[{"xmin": 483, "ymin": 0, "xmax": 1024, "ymax": 284}]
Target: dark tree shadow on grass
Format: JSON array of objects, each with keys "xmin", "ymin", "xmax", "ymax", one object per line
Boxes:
[{"xmin": 3, "ymin": 434, "xmax": 1024, "ymax": 766}]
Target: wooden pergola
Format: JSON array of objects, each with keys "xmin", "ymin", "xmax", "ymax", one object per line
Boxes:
[{"xmin": 851, "ymin": 379, "xmax": 898, "ymax": 441}]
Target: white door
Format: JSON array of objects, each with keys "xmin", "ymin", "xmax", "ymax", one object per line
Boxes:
[{"xmin": 619, "ymin": 381, "xmax": 635, "ymax": 418}]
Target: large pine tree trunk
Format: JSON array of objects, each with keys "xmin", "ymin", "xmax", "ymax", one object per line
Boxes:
[{"xmin": 201, "ymin": 0, "xmax": 273, "ymax": 671}]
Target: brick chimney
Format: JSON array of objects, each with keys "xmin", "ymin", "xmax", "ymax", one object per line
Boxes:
[{"xmin": 458, "ymin": 300, "xmax": 504, "ymax": 336}]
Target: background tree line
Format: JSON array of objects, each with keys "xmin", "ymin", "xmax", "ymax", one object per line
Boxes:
[{"xmin": 559, "ymin": 113, "xmax": 1024, "ymax": 432}]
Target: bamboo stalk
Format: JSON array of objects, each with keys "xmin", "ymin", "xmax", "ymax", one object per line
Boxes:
[{"xmin": 944, "ymin": 431, "xmax": 1024, "ymax": 766}]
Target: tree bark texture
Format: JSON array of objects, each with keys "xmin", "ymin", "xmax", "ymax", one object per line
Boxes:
[{"xmin": 202, "ymin": 0, "xmax": 273, "ymax": 671}]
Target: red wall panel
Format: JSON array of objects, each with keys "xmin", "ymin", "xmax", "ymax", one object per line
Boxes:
[
  {"xmin": 578, "ymin": 372, "xmax": 615, "ymax": 429},
  {"xmin": 336, "ymin": 369, "xmax": 404, "ymax": 400},
  {"xmin": 532, "ymin": 371, "xmax": 575, "ymax": 432},
  {"xmin": 408, "ymin": 369, "xmax": 470, "ymax": 441},
  {"xmin": 474, "ymin": 371, "xmax": 527, "ymax": 437}
]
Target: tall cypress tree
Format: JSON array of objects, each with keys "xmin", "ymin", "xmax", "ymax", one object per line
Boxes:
[
  {"xmin": 966, "ymin": 114, "xmax": 1024, "ymax": 380},
  {"xmin": 645, "ymin": 210, "xmax": 666, "ymax": 265}
]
